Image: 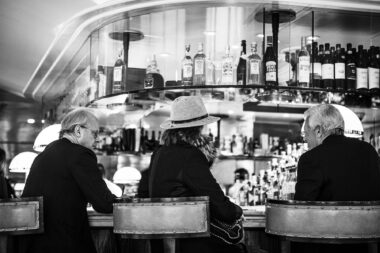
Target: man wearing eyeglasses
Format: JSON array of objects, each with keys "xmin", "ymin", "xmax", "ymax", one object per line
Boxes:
[
  {"xmin": 18, "ymin": 108, "xmax": 115, "ymax": 253},
  {"xmin": 293, "ymin": 104, "xmax": 380, "ymax": 253}
]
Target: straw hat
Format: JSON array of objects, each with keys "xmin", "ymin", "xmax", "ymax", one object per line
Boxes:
[{"xmin": 160, "ymin": 96, "xmax": 220, "ymax": 129}]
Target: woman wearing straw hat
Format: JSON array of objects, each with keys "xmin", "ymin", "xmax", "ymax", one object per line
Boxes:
[{"xmin": 145, "ymin": 96, "xmax": 244, "ymax": 253}]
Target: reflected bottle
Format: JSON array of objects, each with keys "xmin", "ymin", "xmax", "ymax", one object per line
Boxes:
[
  {"xmin": 205, "ymin": 52, "xmax": 215, "ymax": 85},
  {"xmin": 221, "ymin": 45, "xmax": 234, "ymax": 85},
  {"xmin": 264, "ymin": 36, "xmax": 277, "ymax": 87},
  {"xmin": 112, "ymin": 50, "xmax": 126, "ymax": 94},
  {"xmin": 311, "ymin": 42, "xmax": 322, "ymax": 88},
  {"xmin": 193, "ymin": 43, "xmax": 206, "ymax": 86},
  {"xmin": 322, "ymin": 43, "xmax": 334, "ymax": 90},
  {"xmin": 356, "ymin": 45, "xmax": 369, "ymax": 91},
  {"xmin": 144, "ymin": 54, "xmax": 164, "ymax": 89},
  {"xmin": 96, "ymin": 66, "xmax": 107, "ymax": 98},
  {"xmin": 334, "ymin": 44, "xmax": 346, "ymax": 91},
  {"xmin": 345, "ymin": 43, "xmax": 356, "ymax": 91},
  {"xmin": 237, "ymin": 40, "xmax": 247, "ymax": 85},
  {"xmin": 297, "ymin": 36, "xmax": 310, "ymax": 87},
  {"xmin": 247, "ymin": 42, "xmax": 262, "ymax": 85},
  {"xmin": 368, "ymin": 46, "xmax": 380, "ymax": 93},
  {"xmin": 181, "ymin": 44, "xmax": 193, "ymax": 86}
]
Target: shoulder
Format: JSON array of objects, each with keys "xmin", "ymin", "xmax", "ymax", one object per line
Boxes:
[{"xmin": 51, "ymin": 138, "xmax": 97, "ymax": 160}]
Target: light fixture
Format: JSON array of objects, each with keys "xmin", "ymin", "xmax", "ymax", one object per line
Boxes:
[
  {"xmin": 27, "ymin": 118, "xmax": 35, "ymax": 124},
  {"xmin": 333, "ymin": 105, "xmax": 364, "ymax": 138},
  {"xmin": 33, "ymin": 124, "xmax": 61, "ymax": 152},
  {"xmin": 256, "ymin": 33, "xmax": 264, "ymax": 38},
  {"xmin": 306, "ymin": 35, "xmax": 320, "ymax": 43},
  {"xmin": 204, "ymin": 30, "xmax": 216, "ymax": 36},
  {"xmin": 9, "ymin": 152, "xmax": 38, "ymax": 174},
  {"xmin": 113, "ymin": 167, "xmax": 142, "ymax": 184}
]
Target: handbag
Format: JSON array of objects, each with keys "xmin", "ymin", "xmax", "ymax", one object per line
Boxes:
[{"xmin": 210, "ymin": 216, "xmax": 245, "ymax": 245}]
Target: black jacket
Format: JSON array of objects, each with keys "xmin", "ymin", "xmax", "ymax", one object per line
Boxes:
[
  {"xmin": 295, "ymin": 135, "xmax": 380, "ymax": 201},
  {"xmin": 140, "ymin": 143, "xmax": 243, "ymax": 253},
  {"xmin": 293, "ymin": 135, "xmax": 380, "ymax": 253},
  {"xmin": 18, "ymin": 138, "xmax": 115, "ymax": 253}
]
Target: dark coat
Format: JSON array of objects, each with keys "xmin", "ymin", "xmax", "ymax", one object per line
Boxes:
[
  {"xmin": 295, "ymin": 135, "xmax": 380, "ymax": 201},
  {"xmin": 18, "ymin": 138, "xmax": 115, "ymax": 253},
  {"xmin": 293, "ymin": 135, "xmax": 380, "ymax": 253},
  {"xmin": 142, "ymin": 143, "xmax": 243, "ymax": 253}
]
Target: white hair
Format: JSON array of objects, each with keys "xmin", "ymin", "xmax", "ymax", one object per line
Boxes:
[{"xmin": 304, "ymin": 104, "xmax": 344, "ymax": 137}]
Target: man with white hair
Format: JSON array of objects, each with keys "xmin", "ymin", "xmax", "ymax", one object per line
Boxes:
[
  {"xmin": 294, "ymin": 104, "xmax": 380, "ymax": 253},
  {"xmin": 18, "ymin": 108, "xmax": 115, "ymax": 253}
]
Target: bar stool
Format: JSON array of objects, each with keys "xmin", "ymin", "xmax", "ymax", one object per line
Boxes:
[
  {"xmin": 113, "ymin": 196, "xmax": 210, "ymax": 253},
  {"xmin": 0, "ymin": 197, "xmax": 44, "ymax": 253},
  {"xmin": 265, "ymin": 199, "xmax": 380, "ymax": 253}
]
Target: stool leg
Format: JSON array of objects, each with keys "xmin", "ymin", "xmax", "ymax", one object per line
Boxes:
[
  {"xmin": 280, "ymin": 239, "xmax": 290, "ymax": 253},
  {"xmin": 163, "ymin": 238, "xmax": 175, "ymax": 253},
  {"xmin": 0, "ymin": 235, "xmax": 7, "ymax": 253},
  {"xmin": 368, "ymin": 242, "xmax": 378, "ymax": 253}
]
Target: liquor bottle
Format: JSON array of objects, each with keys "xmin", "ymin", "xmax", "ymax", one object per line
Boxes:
[
  {"xmin": 144, "ymin": 54, "xmax": 164, "ymax": 89},
  {"xmin": 264, "ymin": 36, "xmax": 277, "ymax": 87},
  {"xmin": 205, "ymin": 52, "xmax": 215, "ymax": 85},
  {"xmin": 181, "ymin": 44, "xmax": 193, "ymax": 86},
  {"xmin": 237, "ymin": 40, "xmax": 247, "ymax": 85},
  {"xmin": 346, "ymin": 43, "xmax": 356, "ymax": 91},
  {"xmin": 96, "ymin": 66, "xmax": 107, "ymax": 98},
  {"xmin": 311, "ymin": 42, "xmax": 322, "ymax": 88},
  {"xmin": 368, "ymin": 46, "xmax": 380, "ymax": 93},
  {"xmin": 247, "ymin": 42, "xmax": 262, "ymax": 85},
  {"xmin": 322, "ymin": 43, "xmax": 334, "ymax": 89},
  {"xmin": 221, "ymin": 45, "xmax": 234, "ymax": 85},
  {"xmin": 297, "ymin": 36, "xmax": 310, "ymax": 87},
  {"xmin": 112, "ymin": 50, "xmax": 126, "ymax": 94},
  {"xmin": 334, "ymin": 44, "xmax": 346, "ymax": 90},
  {"xmin": 193, "ymin": 43, "xmax": 206, "ymax": 86},
  {"xmin": 356, "ymin": 45, "xmax": 368, "ymax": 91}
]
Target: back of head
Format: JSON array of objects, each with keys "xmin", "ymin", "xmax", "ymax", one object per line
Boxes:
[
  {"xmin": 59, "ymin": 108, "xmax": 98, "ymax": 138},
  {"xmin": 0, "ymin": 148, "xmax": 5, "ymax": 164},
  {"xmin": 305, "ymin": 104, "xmax": 344, "ymax": 138}
]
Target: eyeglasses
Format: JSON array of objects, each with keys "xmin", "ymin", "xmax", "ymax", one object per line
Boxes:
[{"xmin": 80, "ymin": 125, "xmax": 99, "ymax": 139}]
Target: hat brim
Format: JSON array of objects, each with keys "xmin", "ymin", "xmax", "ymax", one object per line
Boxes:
[{"xmin": 160, "ymin": 116, "xmax": 220, "ymax": 129}]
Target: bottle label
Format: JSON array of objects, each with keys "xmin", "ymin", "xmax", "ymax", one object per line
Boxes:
[
  {"xmin": 113, "ymin": 66, "xmax": 122, "ymax": 82},
  {"xmin": 298, "ymin": 56, "xmax": 310, "ymax": 83},
  {"xmin": 356, "ymin": 67, "xmax": 368, "ymax": 89},
  {"xmin": 183, "ymin": 64, "xmax": 193, "ymax": 78},
  {"xmin": 335, "ymin": 63, "xmax": 345, "ymax": 79},
  {"xmin": 369, "ymin": 67, "xmax": 380, "ymax": 89},
  {"xmin": 322, "ymin": 63, "xmax": 334, "ymax": 79},
  {"xmin": 266, "ymin": 61, "xmax": 276, "ymax": 81},
  {"xmin": 194, "ymin": 59, "xmax": 204, "ymax": 75},
  {"xmin": 222, "ymin": 62, "xmax": 233, "ymax": 84},
  {"xmin": 312, "ymin": 62, "xmax": 322, "ymax": 77},
  {"xmin": 250, "ymin": 61, "xmax": 260, "ymax": 75},
  {"xmin": 346, "ymin": 63, "xmax": 356, "ymax": 80}
]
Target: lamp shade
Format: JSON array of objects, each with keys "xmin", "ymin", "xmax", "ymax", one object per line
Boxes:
[
  {"xmin": 332, "ymin": 104, "xmax": 364, "ymax": 138},
  {"xmin": 9, "ymin": 152, "xmax": 38, "ymax": 173},
  {"xmin": 33, "ymin": 124, "xmax": 61, "ymax": 152},
  {"xmin": 113, "ymin": 166, "xmax": 142, "ymax": 184}
]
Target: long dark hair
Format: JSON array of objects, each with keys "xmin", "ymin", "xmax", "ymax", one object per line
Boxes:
[{"xmin": 161, "ymin": 126, "xmax": 216, "ymax": 162}]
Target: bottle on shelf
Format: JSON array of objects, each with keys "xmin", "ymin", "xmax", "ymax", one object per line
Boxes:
[
  {"xmin": 112, "ymin": 49, "xmax": 126, "ymax": 94},
  {"xmin": 368, "ymin": 46, "xmax": 380, "ymax": 93},
  {"xmin": 345, "ymin": 43, "xmax": 356, "ymax": 92},
  {"xmin": 205, "ymin": 52, "xmax": 215, "ymax": 85},
  {"xmin": 356, "ymin": 45, "xmax": 369, "ymax": 91},
  {"xmin": 221, "ymin": 45, "xmax": 234, "ymax": 85},
  {"xmin": 193, "ymin": 43, "xmax": 206, "ymax": 86},
  {"xmin": 264, "ymin": 36, "xmax": 277, "ymax": 87},
  {"xmin": 181, "ymin": 44, "xmax": 193, "ymax": 86},
  {"xmin": 297, "ymin": 36, "xmax": 310, "ymax": 87},
  {"xmin": 247, "ymin": 42, "xmax": 262, "ymax": 85},
  {"xmin": 322, "ymin": 43, "xmax": 334, "ymax": 90},
  {"xmin": 334, "ymin": 43, "xmax": 346, "ymax": 90},
  {"xmin": 144, "ymin": 54, "xmax": 164, "ymax": 89},
  {"xmin": 311, "ymin": 42, "xmax": 322, "ymax": 88},
  {"xmin": 237, "ymin": 40, "xmax": 247, "ymax": 85}
]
